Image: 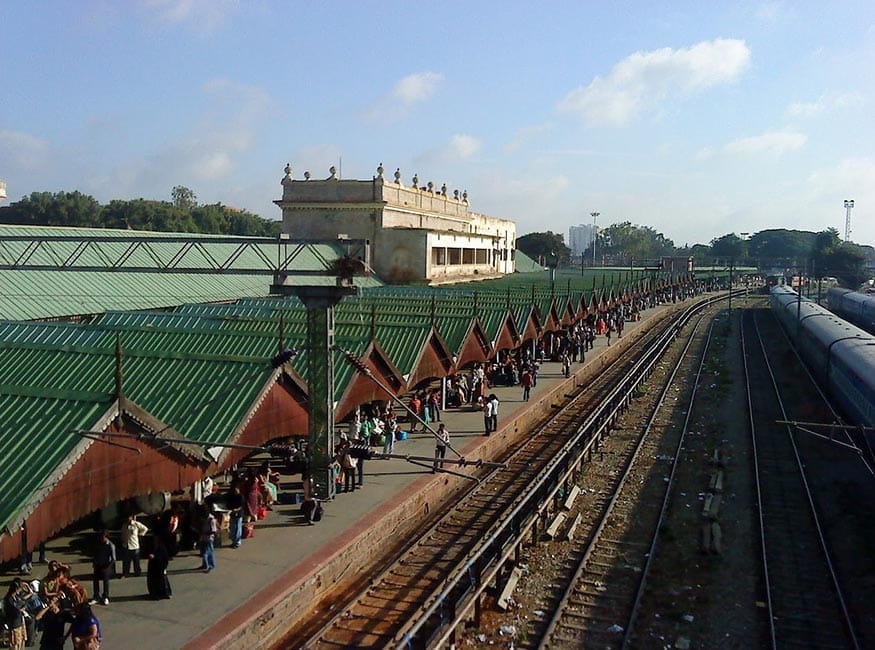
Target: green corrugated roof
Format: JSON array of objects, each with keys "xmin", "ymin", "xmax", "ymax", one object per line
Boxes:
[
  {"xmin": 0, "ymin": 391, "xmax": 110, "ymax": 536},
  {"xmin": 0, "ymin": 225, "xmax": 382, "ymax": 321}
]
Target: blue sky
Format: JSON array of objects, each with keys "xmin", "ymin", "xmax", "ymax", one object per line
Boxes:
[{"xmin": 2, "ymin": 1, "xmax": 874, "ymax": 247}]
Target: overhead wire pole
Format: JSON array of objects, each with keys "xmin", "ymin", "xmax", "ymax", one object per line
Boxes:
[{"xmin": 590, "ymin": 212, "xmax": 600, "ymax": 268}]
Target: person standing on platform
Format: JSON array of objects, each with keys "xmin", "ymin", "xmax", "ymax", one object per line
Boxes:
[
  {"xmin": 521, "ymin": 368, "xmax": 533, "ymax": 401},
  {"xmin": 409, "ymin": 395, "xmax": 421, "ymax": 432},
  {"xmin": 146, "ymin": 537, "xmax": 172, "ymax": 600},
  {"xmin": 69, "ymin": 602, "xmax": 101, "ymax": 650},
  {"xmin": 3, "ymin": 579, "xmax": 28, "ymax": 650},
  {"xmin": 489, "ymin": 394, "xmax": 499, "ymax": 433},
  {"xmin": 199, "ymin": 507, "xmax": 217, "ymax": 573},
  {"xmin": 34, "ymin": 597, "xmax": 74, "ymax": 650},
  {"xmin": 90, "ymin": 531, "xmax": 115, "ymax": 606},
  {"xmin": 119, "ymin": 514, "xmax": 148, "ymax": 578},
  {"xmin": 349, "ymin": 440, "xmax": 370, "ymax": 486},
  {"xmin": 482, "ymin": 396, "xmax": 493, "ymax": 436},
  {"xmin": 561, "ymin": 351, "xmax": 571, "ymax": 378},
  {"xmin": 433, "ymin": 423, "xmax": 449, "ymax": 471},
  {"xmin": 339, "ymin": 442, "xmax": 357, "ymax": 493},
  {"xmin": 226, "ymin": 485, "xmax": 244, "ymax": 549},
  {"xmin": 383, "ymin": 421, "xmax": 396, "ymax": 455},
  {"xmin": 429, "ymin": 389, "xmax": 441, "ymax": 422}
]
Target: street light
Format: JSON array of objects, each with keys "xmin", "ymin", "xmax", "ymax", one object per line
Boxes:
[{"xmin": 590, "ymin": 212, "xmax": 600, "ymax": 267}]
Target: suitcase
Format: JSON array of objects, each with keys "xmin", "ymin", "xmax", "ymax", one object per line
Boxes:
[
  {"xmin": 243, "ymin": 523, "xmax": 255, "ymax": 539},
  {"xmin": 395, "ymin": 430, "xmax": 408, "ymax": 441}
]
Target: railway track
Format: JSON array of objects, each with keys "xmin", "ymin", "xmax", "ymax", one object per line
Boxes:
[
  {"xmin": 284, "ymin": 293, "xmax": 733, "ymax": 649},
  {"xmin": 535, "ymin": 306, "xmax": 717, "ymax": 649},
  {"xmin": 742, "ymin": 308, "xmax": 859, "ymax": 649}
]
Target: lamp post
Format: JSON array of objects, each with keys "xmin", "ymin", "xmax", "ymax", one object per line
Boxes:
[
  {"xmin": 590, "ymin": 212, "xmax": 600, "ymax": 267},
  {"xmin": 844, "ymin": 199, "xmax": 854, "ymax": 242}
]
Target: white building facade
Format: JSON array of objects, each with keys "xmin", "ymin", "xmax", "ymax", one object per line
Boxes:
[{"xmin": 275, "ymin": 164, "xmax": 516, "ymax": 285}]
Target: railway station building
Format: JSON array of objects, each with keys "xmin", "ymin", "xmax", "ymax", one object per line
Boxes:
[{"xmin": 275, "ymin": 163, "xmax": 517, "ymax": 284}]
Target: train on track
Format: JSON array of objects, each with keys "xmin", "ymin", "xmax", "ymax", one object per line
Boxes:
[
  {"xmin": 770, "ymin": 286, "xmax": 875, "ymax": 445},
  {"xmin": 827, "ymin": 286, "xmax": 875, "ymax": 334}
]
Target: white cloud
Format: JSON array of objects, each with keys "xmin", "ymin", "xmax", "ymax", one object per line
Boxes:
[
  {"xmin": 475, "ymin": 171, "xmax": 570, "ymax": 233},
  {"xmin": 558, "ymin": 38, "xmax": 751, "ymax": 126},
  {"xmin": 724, "ymin": 131, "xmax": 807, "ymax": 155},
  {"xmin": 141, "ymin": 0, "xmax": 238, "ymax": 32},
  {"xmin": 785, "ymin": 92, "xmax": 864, "ymax": 119},
  {"xmin": 414, "ymin": 133, "xmax": 483, "ymax": 167},
  {"xmin": 88, "ymin": 78, "xmax": 273, "ymax": 196},
  {"xmin": 503, "ymin": 122, "xmax": 554, "ymax": 154},
  {"xmin": 0, "ymin": 130, "xmax": 51, "ymax": 170},
  {"xmin": 367, "ymin": 71, "xmax": 443, "ymax": 122},
  {"xmin": 755, "ymin": 2, "xmax": 783, "ymax": 21},
  {"xmin": 448, "ymin": 134, "xmax": 482, "ymax": 159},
  {"xmin": 391, "ymin": 72, "xmax": 443, "ymax": 104}
]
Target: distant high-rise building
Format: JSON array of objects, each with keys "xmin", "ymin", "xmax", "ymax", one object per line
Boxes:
[
  {"xmin": 0, "ymin": 180, "xmax": 6, "ymax": 201},
  {"xmin": 568, "ymin": 223, "xmax": 596, "ymax": 257}
]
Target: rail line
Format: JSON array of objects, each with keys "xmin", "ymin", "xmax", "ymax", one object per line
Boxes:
[
  {"xmin": 285, "ymin": 293, "xmax": 733, "ymax": 649},
  {"xmin": 535, "ymin": 306, "xmax": 717, "ymax": 649},
  {"xmin": 742, "ymin": 308, "xmax": 859, "ymax": 649}
]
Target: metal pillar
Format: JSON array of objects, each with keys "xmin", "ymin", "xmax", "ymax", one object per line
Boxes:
[{"xmin": 278, "ymin": 283, "xmax": 357, "ymax": 500}]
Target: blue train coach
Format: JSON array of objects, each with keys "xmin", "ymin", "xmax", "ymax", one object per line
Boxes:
[{"xmin": 769, "ymin": 286, "xmax": 875, "ymax": 440}]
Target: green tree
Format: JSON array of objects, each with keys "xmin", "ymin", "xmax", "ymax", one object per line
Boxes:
[
  {"xmin": 748, "ymin": 229, "xmax": 816, "ymax": 267},
  {"xmin": 102, "ymin": 199, "xmax": 197, "ymax": 232},
  {"xmin": 810, "ymin": 228, "xmax": 868, "ymax": 288},
  {"xmin": 594, "ymin": 222, "xmax": 675, "ymax": 264},
  {"xmin": 710, "ymin": 233, "xmax": 747, "ymax": 262},
  {"xmin": 0, "ymin": 191, "xmax": 103, "ymax": 227},
  {"xmin": 517, "ymin": 231, "xmax": 571, "ymax": 264},
  {"xmin": 171, "ymin": 185, "xmax": 198, "ymax": 212}
]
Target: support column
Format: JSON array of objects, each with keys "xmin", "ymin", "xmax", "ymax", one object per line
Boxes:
[
  {"xmin": 306, "ymin": 303, "xmax": 335, "ymax": 500},
  {"xmin": 273, "ymin": 282, "xmax": 357, "ymax": 501}
]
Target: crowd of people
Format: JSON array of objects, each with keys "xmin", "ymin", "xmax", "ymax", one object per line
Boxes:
[{"xmin": 3, "ymin": 562, "xmax": 99, "ymax": 649}]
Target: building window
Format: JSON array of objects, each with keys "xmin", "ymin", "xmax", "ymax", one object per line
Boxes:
[
  {"xmin": 432, "ymin": 247, "xmax": 447, "ymax": 265},
  {"xmin": 448, "ymin": 248, "xmax": 462, "ymax": 265},
  {"xmin": 463, "ymin": 248, "xmax": 475, "ymax": 264},
  {"xmin": 475, "ymin": 249, "xmax": 488, "ymax": 265}
]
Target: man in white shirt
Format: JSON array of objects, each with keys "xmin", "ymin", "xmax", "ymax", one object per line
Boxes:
[
  {"xmin": 120, "ymin": 514, "xmax": 149, "ymax": 578},
  {"xmin": 483, "ymin": 397, "xmax": 493, "ymax": 436},
  {"xmin": 489, "ymin": 394, "xmax": 500, "ymax": 433}
]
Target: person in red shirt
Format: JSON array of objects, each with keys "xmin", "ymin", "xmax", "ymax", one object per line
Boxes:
[
  {"xmin": 521, "ymin": 369, "xmax": 534, "ymax": 401},
  {"xmin": 409, "ymin": 395, "xmax": 421, "ymax": 431}
]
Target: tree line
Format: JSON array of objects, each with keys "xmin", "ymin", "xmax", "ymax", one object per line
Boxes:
[
  {"xmin": 0, "ymin": 186, "xmax": 281, "ymax": 237},
  {"xmin": 518, "ymin": 224, "xmax": 874, "ymax": 289}
]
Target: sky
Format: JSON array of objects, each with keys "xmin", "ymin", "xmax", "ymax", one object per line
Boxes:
[{"xmin": 2, "ymin": 1, "xmax": 874, "ymax": 248}]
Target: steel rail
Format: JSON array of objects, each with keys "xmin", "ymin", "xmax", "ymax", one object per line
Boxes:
[
  {"xmin": 741, "ymin": 310, "xmax": 777, "ymax": 649},
  {"xmin": 536, "ymin": 309, "xmax": 711, "ymax": 649},
  {"xmin": 400, "ymin": 292, "xmax": 736, "ymax": 649},
  {"xmin": 750, "ymin": 310, "xmax": 860, "ymax": 650},
  {"xmin": 621, "ymin": 318, "xmax": 715, "ymax": 648},
  {"xmin": 300, "ymin": 299, "xmax": 700, "ymax": 649},
  {"xmin": 419, "ymin": 305, "xmax": 697, "ymax": 650}
]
